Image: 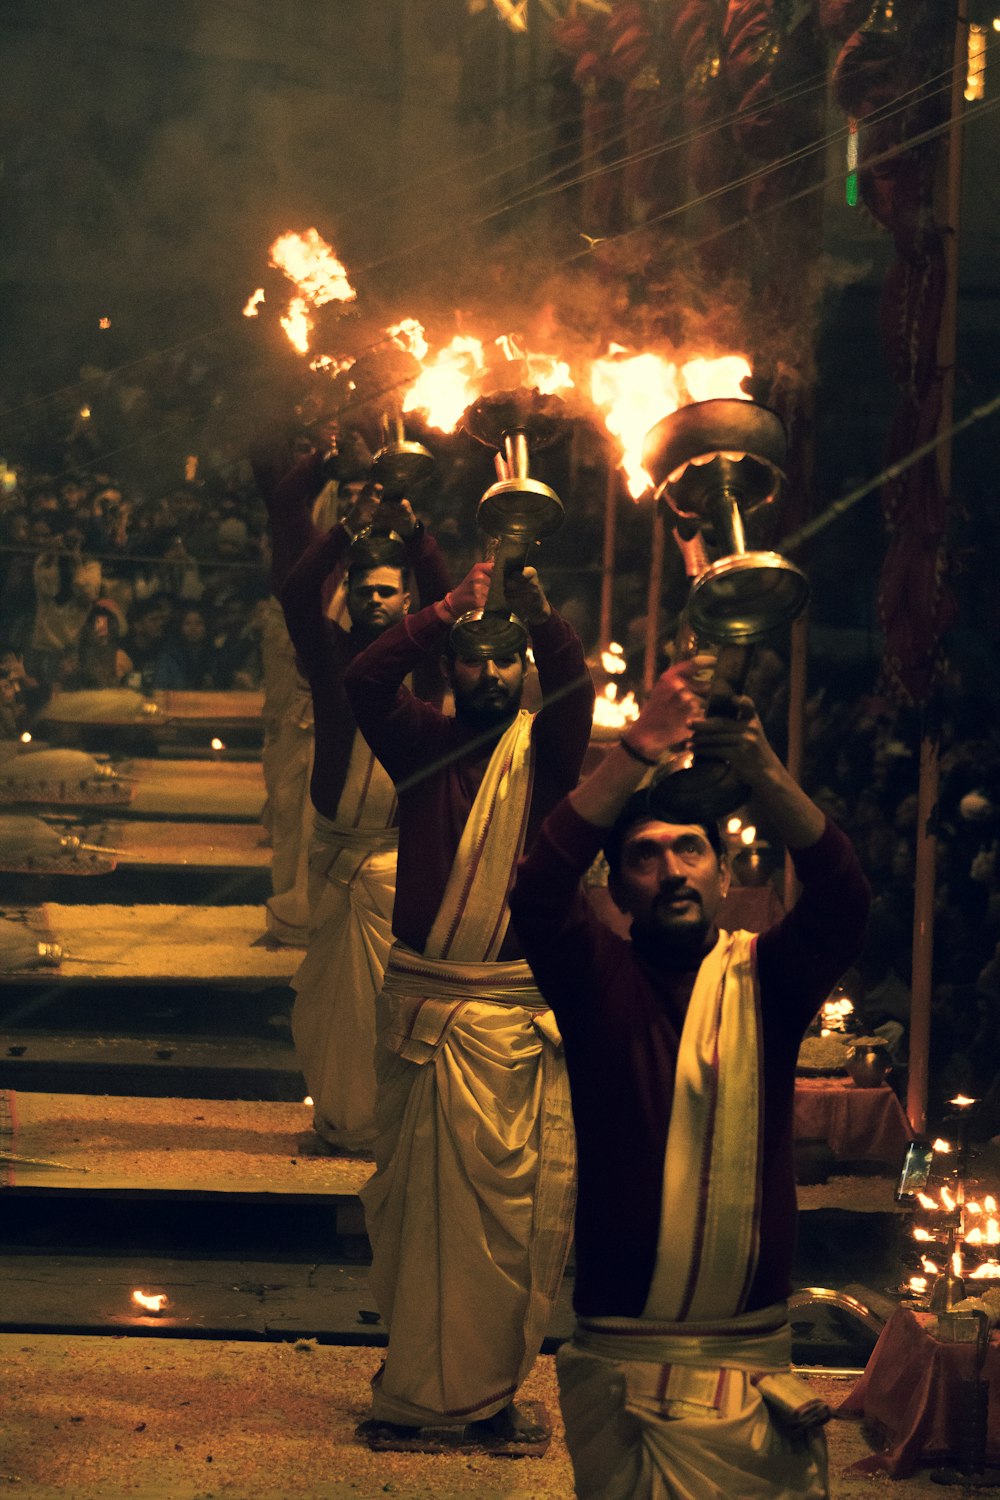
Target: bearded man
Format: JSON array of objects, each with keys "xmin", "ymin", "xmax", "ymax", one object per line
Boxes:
[
  {"xmin": 508, "ymin": 656, "xmax": 871, "ymax": 1500},
  {"xmin": 344, "ymin": 559, "xmax": 594, "ymax": 1451},
  {"xmin": 279, "ymin": 488, "xmax": 449, "ymax": 1154}
]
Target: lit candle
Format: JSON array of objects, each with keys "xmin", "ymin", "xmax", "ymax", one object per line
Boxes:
[{"xmin": 131, "ymin": 1289, "xmax": 169, "ymax": 1315}]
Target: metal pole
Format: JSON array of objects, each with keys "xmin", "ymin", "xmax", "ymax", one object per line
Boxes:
[
  {"xmin": 907, "ymin": 0, "xmax": 966, "ymax": 1134},
  {"xmin": 643, "ymin": 499, "xmax": 666, "ymax": 695},
  {"xmin": 784, "ymin": 609, "xmax": 808, "ymax": 906},
  {"xmin": 599, "ymin": 458, "xmax": 618, "ymax": 651}
]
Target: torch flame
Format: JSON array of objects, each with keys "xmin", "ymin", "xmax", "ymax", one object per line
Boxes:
[
  {"xmin": 680, "ymin": 355, "xmax": 752, "ymax": 405},
  {"xmin": 589, "ymin": 348, "xmax": 751, "ymax": 500},
  {"xmin": 402, "ymin": 334, "xmax": 486, "ymax": 432},
  {"xmin": 132, "ymin": 1289, "xmax": 169, "ymax": 1313},
  {"xmin": 387, "ymin": 318, "xmax": 430, "ymax": 363},
  {"xmin": 590, "ymin": 348, "xmax": 683, "ymax": 499},
  {"xmin": 280, "ymin": 296, "xmax": 312, "ymax": 356},
  {"xmin": 269, "ymin": 229, "xmax": 356, "ymax": 308}
]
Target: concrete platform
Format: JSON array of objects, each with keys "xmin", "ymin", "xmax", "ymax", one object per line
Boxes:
[
  {"xmin": 0, "ymin": 1335, "xmax": 958, "ymax": 1498},
  {"xmin": 0, "ymin": 904, "xmax": 292, "ymax": 985}
]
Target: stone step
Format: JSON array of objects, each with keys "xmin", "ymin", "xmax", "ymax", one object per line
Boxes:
[{"xmin": 0, "ymin": 1031, "xmax": 303, "ymax": 1101}]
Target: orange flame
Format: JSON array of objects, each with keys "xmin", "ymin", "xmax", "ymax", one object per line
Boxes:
[
  {"xmin": 590, "ymin": 347, "xmax": 683, "ymax": 499},
  {"xmin": 593, "ymin": 681, "xmax": 640, "ymax": 730},
  {"xmin": 243, "ymin": 288, "xmax": 265, "ymax": 318},
  {"xmin": 269, "ymin": 229, "xmax": 356, "ymax": 308},
  {"xmin": 590, "ymin": 348, "xmax": 752, "ymax": 499},
  {"xmin": 280, "ymin": 296, "xmax": 312, "ymax": 356},
  {"xmin": 387, "ymin": 318, "xmax": 430, "ymax": 362},
  {"xmin": 132, "ymin": 1289, "xmax": 169, "ymax": 1313},
  {"xmin": 402, "ymin": 334, "xmax": 486, "ymax": 432}
]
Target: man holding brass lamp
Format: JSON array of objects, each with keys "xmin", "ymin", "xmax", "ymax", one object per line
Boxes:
[
  {"xmin": 344, "ymin": 556, "xmax": 593, "ymax": 1451},
  {"xmin": 509, "ymin": 656, "xmax": 871, "ymax": 1498}
]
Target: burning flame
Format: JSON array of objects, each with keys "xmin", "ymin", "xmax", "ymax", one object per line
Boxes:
[
  {"xmin": 132, "ymin": 1289, "xmax": 169, "ymax": 1313},
  {"xmin": 210, "ymin": 738, "xmax": 225, "ymax": 752},
  {"xmin": 593, "ymin": 682, "xmax": 640, "ymax": 730},
  {"xmin": 523, "ymin": 348, "xmax": 573, "ymax": 397},
  {"xmin": 310, "ymin": 354, "xmax": 356, "ymax": 378},
  {"xmin": 591, "ymin": 348, "xmax": 683, "ymax": 499},
  {"xmin": 601, "ymin": 643, "xmax": 627, "ymax": 676},
  {"xmin": 739, "ymin": 825, "xmax": 757, "ymax": 846},
  {"xmin": 387, "ymin": 319, "xmax": 430, "ymax": 363},
  {"xmin": 19, "ymin": 732, "xmax": 31, "ymax": 744},
  {"xmin": 681, "ymin": 355, "xmax": 752, "ymax": 405},
  {"xmin": 99, "ymin": 317, "xmax": 111, "ymax": 330},
  {"xmin": 908, "ymin": 1275, "xmax": 928, "ymax": 1295},
  {"xmin": 590, "ymin": 348, "xmax": 752, "ymax": 499},
  {"xmin": 269, "ymin": 230, "xmax": 356, "ymax": 309},
  {"xmin": 280, "ymin": 296, "xmax": 312, "ymax": 357},
  {"xmin": 950, "ymin": 1094, "xmax": 978, "ymax": 1109},
  {"xmin": 932, "ymin": 1138, "xmax": 952, "ymax": 1154},
  {"xmin": 243, "ymin": 288, "xmax": 265, "ymax": 318},
  {"xmin": 402, "ymin": 335, "xmax": 486, "ymax": 432}
]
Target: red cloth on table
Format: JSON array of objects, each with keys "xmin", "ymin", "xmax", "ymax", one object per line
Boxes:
[
  {"xmin": 837, "ymin": 1307, "xmax": 1000, "ymax": 1477},
  {"xmin": 794, "ymin": 1075, "xmax": 912, "ymax": 1165}
]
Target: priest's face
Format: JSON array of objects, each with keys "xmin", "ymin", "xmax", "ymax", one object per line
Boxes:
[
  {"xmin": 449, "ymin": 650, "xmax": 525, "ymax": 730},
  {"xmin": 347, "ymin": 566, "xmax": 410, "ymax": 639},
  {"xmin": 611, "ymin": 818, "xmax": 730, "ymax": 947}
]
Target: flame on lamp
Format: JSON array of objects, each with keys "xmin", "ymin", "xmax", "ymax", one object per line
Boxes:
[
  {"xmin": 601, "ymin": 643, "xmax": 627, "ymax": 675},
  {"xmin": 593, "ymin": 682, "xmax": 640, "ymax": 730},
  {"xmin": 402, "ymin": 335, "xmax": 486, "ymax": 432},
  {"xmin": 590, "ymin": 348, "xmax": 752, "ymax": 500},
  {"xmin": 132, "ymin": 1289, "xmax": 169, "ymax": 1314},
  {"xmin": 269, "ymin": 230, "xmax": 356, "ymax": 309},
  {"xmin": 280, "ymin": 296, "xmax": 312, "ymax": 356},
  {"xmin": 590, "ymin": 347, "xmax": 683, "ymax": 498},
  {"xmin": 387, "ymin": 318, "xmax": 430, "ymax": 362}
]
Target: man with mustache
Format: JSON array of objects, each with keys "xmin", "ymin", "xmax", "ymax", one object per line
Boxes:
[
  {"xmin": 509, "ymin": 656, "xmax": 871, "ymax": 1499},
  {"xmin": 344, "ymin": 557, "xmax": 593, "ymax": 1452}
]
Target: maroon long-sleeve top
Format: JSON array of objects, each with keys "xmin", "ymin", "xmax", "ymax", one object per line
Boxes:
[
  {"xmin": 280, "ymin": 524, "xmax": 450, "ymax": 824},
  {"xmin": 344, "ymin": 604, "xmax": 595, "ymax": 959},
  {"xmin": 508, "ymin": 803, "xmax": 871, "ymax": 1317}
]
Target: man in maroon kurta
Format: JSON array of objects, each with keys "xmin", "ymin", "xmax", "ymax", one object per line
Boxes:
[
  {"xmin": 344, "ymin": 563, "xmax": 594, "ymax": 1447},
  {"xmin": 275, "ymin": 484, "xmax": 450, "ymax": 1152},
  {"xmin": 508, "ymin": 656, "xmax": 871, "ymax": 1497}
]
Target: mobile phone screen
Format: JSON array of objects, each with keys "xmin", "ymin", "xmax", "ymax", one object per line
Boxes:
[{"xmin": 896, "ymin": 1138, "xmax": 933, "ymax": 1202}]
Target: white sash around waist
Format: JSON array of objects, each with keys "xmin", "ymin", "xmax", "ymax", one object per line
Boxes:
[{"xmin": 379, "ymin": 940, "xmax": 559, "ymax": 1063}]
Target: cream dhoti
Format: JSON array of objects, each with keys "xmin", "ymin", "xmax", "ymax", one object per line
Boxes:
[
  {"xmin": 557, "ymin": 1307, "xmax": 829, "ymax": 1500},
  {"xmin": 363, "ymin": 947, "xmax": 576, "ymax": 1426},
  {"xmin": 260, "ymin": 594, "xmax": 315, "ymax": 947},
  {"xmin": 559, "ymin": 930, "xmax": 829, "ymax": 1498},
  {"xmin": 291, "ymin": 729, "xmax": 399, "ymax": 1151}
]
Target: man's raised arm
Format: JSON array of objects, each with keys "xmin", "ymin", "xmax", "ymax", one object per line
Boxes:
[{"xmin": 344, "ymin": 561, "xmax": 492, "ymax": 778}]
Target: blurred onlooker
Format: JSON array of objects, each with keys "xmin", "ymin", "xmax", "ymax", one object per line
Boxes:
[
  {"xmin": 153, "ymin": 605, "xmax": 216, "ymax": 690},
  {"xmin": 28, "ymin": 545, "xmax": 101, "ymax": 683},
  {"xmin": 124, "ymin": 594, "xmax": 172, "ymax": 692},
  {"xmin": 55, "ymin": 597, "xmax": 132, "ymax": 691}
]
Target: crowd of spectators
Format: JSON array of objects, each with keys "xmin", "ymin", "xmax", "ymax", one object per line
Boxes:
[{"xmin": 1, "ymin": 355, "xmax": 999, "ymax": 1130}]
